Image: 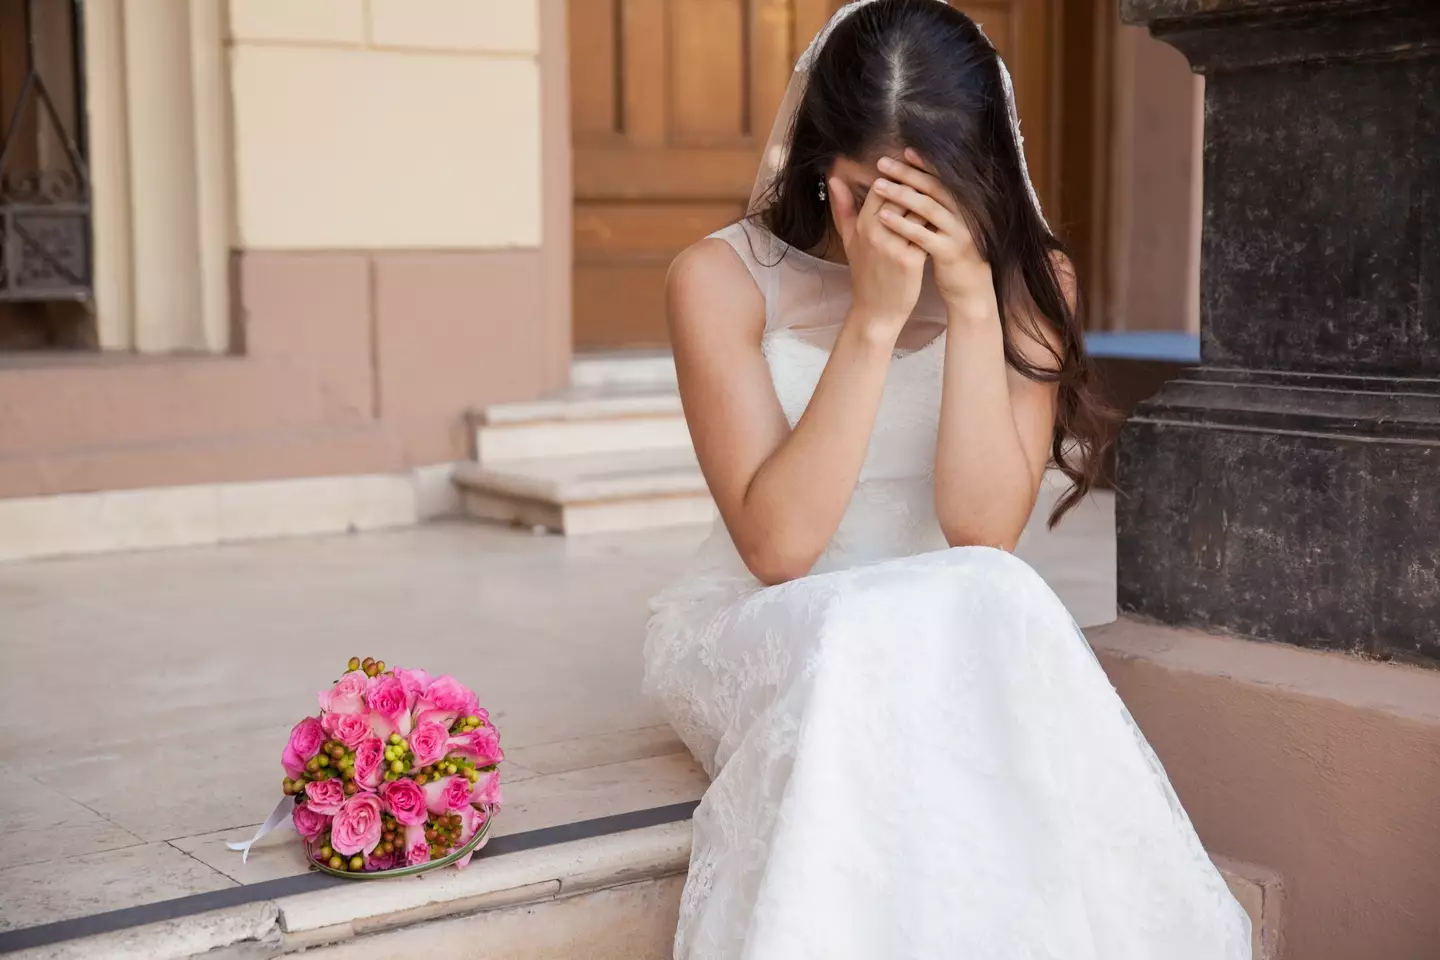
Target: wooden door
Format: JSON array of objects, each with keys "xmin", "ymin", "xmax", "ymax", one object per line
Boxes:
[
  {"xmin": 569, "ymin": 0, "xmax": 1059, "ymax": 351},
  {"xmin": 962, "ymin": 0, "xmax": 1059, "ymax": 220}
]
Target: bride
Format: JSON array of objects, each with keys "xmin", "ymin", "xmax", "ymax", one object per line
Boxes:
[{"xmin": 643, "ymin": 1, "xmax": 1251, "ymax": 957}]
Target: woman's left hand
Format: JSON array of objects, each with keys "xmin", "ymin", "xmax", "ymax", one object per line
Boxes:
[{"xmin": 871, "ymin": 150, "xmax": 996, "ymax": 324}]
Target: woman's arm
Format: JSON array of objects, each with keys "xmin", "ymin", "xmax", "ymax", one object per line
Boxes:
[
  {"xmin": 669, "ymin": 186, "xmax": 925, "ymax": 584},
  {"xmin": 869, "ymin": 152, "xmax": 1069, "ymax": 551},
  {"xmin": 931, "ymin": 287, "xmax": 1066, "ymax": 551}
]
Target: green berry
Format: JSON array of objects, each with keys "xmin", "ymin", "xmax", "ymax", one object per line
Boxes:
[{"xmin": 328, "ymin": 855, "xmax": 343, "ymax": 870}]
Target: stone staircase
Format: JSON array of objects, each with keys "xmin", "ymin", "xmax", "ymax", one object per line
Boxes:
[
  {"xmin": 19, "ymin": 813, "xmax": 1281, "ymax": 959},
  {"xmin": 454, "ymin": 354, "xmax": 715, "ymax": 535}
]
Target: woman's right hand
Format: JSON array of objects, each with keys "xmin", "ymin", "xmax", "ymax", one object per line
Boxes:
[{"xmin": 829, "ymin": 175, "xmax": 926, "ymax": 344}]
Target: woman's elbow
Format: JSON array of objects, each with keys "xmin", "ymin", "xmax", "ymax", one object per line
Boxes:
[
  {"xmin": 939, "ymin": 520, "xmax": 1020, "ymax": 554},
  {"xmin": 737, "ymin": 536, "xmax": 820, "ymax": 586}
]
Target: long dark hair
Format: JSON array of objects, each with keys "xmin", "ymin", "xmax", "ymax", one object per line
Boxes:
[{"xmin": 753, "ymin": 0, "xmax": 1114, "ymax": 525}]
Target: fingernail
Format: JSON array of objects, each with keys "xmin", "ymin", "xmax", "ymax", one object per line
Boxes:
[
  {"xmin": 874, "ymin": 179, "xmax": 890, "ymax": 191},
  {"xmin": 878, "ymin": 157, "xmax": 895, "ymax": 171}
]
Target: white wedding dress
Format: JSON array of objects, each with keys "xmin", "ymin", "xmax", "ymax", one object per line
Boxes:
[{"xmin": 643, "ymin": 220, "xmax": 1251, "ymax": 960}]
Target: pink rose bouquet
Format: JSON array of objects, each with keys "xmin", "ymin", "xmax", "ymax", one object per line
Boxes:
[{"xmin": 279, "ymin": 655, "xmax": 502, "ymax": 875}]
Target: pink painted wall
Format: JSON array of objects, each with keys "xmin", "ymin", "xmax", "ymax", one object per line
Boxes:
[
  {"xmin": 1109, "ymin": 26, "xmax": 1203, "ymax": 333},
  {"xmin": 1093, "ymin": 620, "xmax": 1440, "ymax": 960}
]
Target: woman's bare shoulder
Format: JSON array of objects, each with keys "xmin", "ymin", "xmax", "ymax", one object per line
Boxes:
[{"xmin": 666, "ymin": 236, "xmax": 765, "ymax": 344}]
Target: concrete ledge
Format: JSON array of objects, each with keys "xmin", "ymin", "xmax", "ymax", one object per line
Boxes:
[
  {"xmin": 6, "ymin": 821, "xmax": 690, "ymax": 960},
  {"xmin": 1092, "ymin": 617, "xmax": 1440, "ymax": 724},
  {"xmin": 1090, "ymin": 617, "xmax": 1440, "ymax": 960},
  {"xmin": 274, "ymin": 821, "xmax": 690, "ymax": 937},
  {"xmin": 1215, "ymin": 856, "xmax": 1283, "ymax": 960},
  {"xmin": 0, "ymin": 464, "xmax": 461, "ymax": 563},
  {"xmin": 6, "ymin": 806, "xmax": 1277, "ymax": 960}
]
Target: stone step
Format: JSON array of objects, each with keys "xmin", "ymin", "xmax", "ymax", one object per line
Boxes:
[
  {"xmin": 23, "ymin": 815, "xmax": 1279, "ymax": 960},
  {"xmin": 569, "ymin": 351, "xmax": 678, "ymax": 390},
  {"xmin": 472, "ymin": 385, "xmax": 690, "ymax": 466},
  {"xmin": 454, "ymin": 448, "xmax": 714, "ymax": 535}
]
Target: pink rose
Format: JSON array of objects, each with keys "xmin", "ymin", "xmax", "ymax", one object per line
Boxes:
[
  {"xmin": 304, "ymin": 778, "xmax": 346, "ymax": 816},
  {"xmin": 365, "ymin": 675, "xmax": 413, "ymax": 740},
  {"xmin": 423, "ymin": 775, "xmax": 473, "ymax": 815},
  {"xmin": 403, "ymin": 821, "xmax": 430, "ymax": 867},
  {"xmin": 414, "ymin": 675, "xmax": 477, "ymax": 729},
  {"xmin": 319, "ymin": 671, "xmax": 368, "ymax": 715},
  {"xmin": 352, "ymin": 738, "xmax": 386, "ymax": 790},
  {"xmin": 447, "ymin": 726, "xmax": 503, "ymax": 767},
  {"xmin": 408, "ymin": 722, "xmax": 450, "ymax": 769},
  {"xmin": 292, "ymin": 802, "xmax": 331, "ymax": 841},
  {"xmin": 472, "ymin": 768, "xmax": 502, "ymax": 808},
  {"xmin": 453, "ymin": 804, "xmax": 489, "ymax": 870},
  {"xmin": 330, "ymin": 793, "xmax": 383, "ymax": 857},
  {"xmin": 365, "ymin": 848, "xmax": 398, "ymax": 872},
  {"xmin": 282, "ymin": 717, "xmax": 325, "ymax": 780},
  {"xmin": 394, "ymin": 667, "xmax": 430, "ymax": 704},
  {"xmin": 322, "ymin": 712, "xmax": 373, "ymax": 750},
  {"xmin": 379, "ymin": 778, "xmax": 428, "ymax": 826}
]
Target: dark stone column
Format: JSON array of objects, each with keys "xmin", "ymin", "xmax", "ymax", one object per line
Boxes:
[{"xmin": 1115, "ymin": 0, "xmax": 1440, "ymax": 664}]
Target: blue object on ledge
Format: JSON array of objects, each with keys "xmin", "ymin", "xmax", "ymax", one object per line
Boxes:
[{"xmin": 1083, "ymin": 331, "xmax": 1200, "ymax": 364}]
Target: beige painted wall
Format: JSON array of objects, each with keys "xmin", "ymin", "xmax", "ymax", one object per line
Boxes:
[
  {"xmin": 227, "ymin": 0, "xmax": 542, "ymax": 250},
  {"xmin": 0, "ymin": 0, "xmax": 571, "ymax": 499}
]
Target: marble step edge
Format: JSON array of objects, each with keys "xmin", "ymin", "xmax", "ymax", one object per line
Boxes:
[
  {"xmin": 453, "ymin": 451, "xmax": 707, "ymax": 505},
  {"xmin": 473, "ymin": 411, "xmax": 694, "ymax": 467},
  {"xmin": 10, "ymin": 821, "xmax": 692, "ymax": 960},
  {"xmin": 7, "ymin": 821, "xmax": 1277, "ymax": 960},
  {"xmin": 474, "ymin": 387, "xmax": 683, "ymax": 427},
  {"xmin": 570, "ymin": 352, "xmax": 678, "ymax": 390}
]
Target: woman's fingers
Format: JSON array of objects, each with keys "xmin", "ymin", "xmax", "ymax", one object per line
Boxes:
[
  {"xmin": 879, "ymin": 154, "xmax": 960, "ymax": 215},
  {"xmin": 878, "ymin": 206, "xmax": 945, "ymax": 256},
  {"xmin": 872, "ymin": 177, "xmax": 955, "ymax": 234}
]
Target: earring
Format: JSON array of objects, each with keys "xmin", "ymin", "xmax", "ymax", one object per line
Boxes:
[{"xmin": 817, "ymin": 178, "xmax": 828, "ymax": 203}]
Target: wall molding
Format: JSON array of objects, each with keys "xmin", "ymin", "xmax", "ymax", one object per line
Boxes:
[{"xmin": 84, "ymin": 0, "xmax": 235, "ymax": 353}]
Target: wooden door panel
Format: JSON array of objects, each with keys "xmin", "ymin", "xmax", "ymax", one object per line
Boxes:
[
  {"xmin": 960, "ymin": 0, "xmax": 1058, "ymax": 222},
  {"xmin": 620, "ymin": 0, "xmax": 668, "ymax": 144},
  {"xmin": 571, "ymin": 0, "xmax": 1060, "ymax": 350},
  {"xmin": 574, "ymin": 145, "xmax": 758, "ymax": 200},
  {"xmin": 577, "ymin": 202, "xmax": 748, "ymax": 252},
  {"xmin": 574, "ymin": 201, "xmax": 746, "ymax": 351},
  {"xmin": 569, "ymin": 1, "xmax": 617, "ymax": 139},
  {"xmin": 572, "ymin": 0, "xmax": 814, "ymax": 349},
  {"xmin": 574, "ymin": 267, "xmax": 669, "ymax": 349},
  {"xmin": 671, "ymin": 0, "xmax": 748, "ymax": 142}
]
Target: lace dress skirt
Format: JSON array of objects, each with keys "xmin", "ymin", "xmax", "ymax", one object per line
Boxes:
[{"xmin": 644, "ymin": 545, "xmax": 1252, "ymax": 960}]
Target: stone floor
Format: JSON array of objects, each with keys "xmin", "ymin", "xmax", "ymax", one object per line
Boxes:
[{"xmin": 0, "ymin": 486, "xmax": 1114, "ymax": 933}]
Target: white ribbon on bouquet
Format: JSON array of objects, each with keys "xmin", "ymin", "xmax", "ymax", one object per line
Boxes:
[{"xmin": 225, "ymin": 796, "xmax": 293, "ymax": 864}]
